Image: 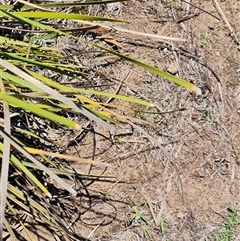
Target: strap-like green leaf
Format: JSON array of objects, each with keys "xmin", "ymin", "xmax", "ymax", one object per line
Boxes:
[
  {"xmin": 0, "ymin": 11, "xmax": 124, "ymax": 22},
  {"xmin": 0, "ymin": 93, "xmax": 80, "ymax": 129}
]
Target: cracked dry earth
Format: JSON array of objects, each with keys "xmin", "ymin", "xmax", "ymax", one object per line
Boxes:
[{"xmin": 14, "ymin": 0, "xmax": 240, "ymax": 241}]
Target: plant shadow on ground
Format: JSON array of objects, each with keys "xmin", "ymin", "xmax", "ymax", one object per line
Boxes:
[{"xmin": 66, "ymin": 1, "xmax": 240, "ymax": 240}]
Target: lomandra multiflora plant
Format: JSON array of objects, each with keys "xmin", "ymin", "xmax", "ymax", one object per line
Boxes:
[{"xmin": 0, "ymin": 0, "xmax": 200, "ymax": 240}]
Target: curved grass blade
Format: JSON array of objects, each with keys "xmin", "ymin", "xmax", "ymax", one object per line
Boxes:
[
  {"xmin": 5, "ymin": 12, "xmax": 196, "ymax": 94},
  {"xmin": 1, "ymin": 8, "xmax": 195, "ymax": 94},
  {"xmin": 0, "ymin": 9, "xmax": 124, "ymax": 24},
  {"xmin": 0, "ymin": 0, "xmax": 126, "ymax": 10},
  {"xmin": 0, "ymin": 129, "xmax": 77, "ymax": 196},
  {"xmin": 3, "ymin": 218, "xmax": 18, "ymax": 241},
  {"xmin": 0, "ymin": 93, "xmax": 80, "ymax": 130},
  {"xmin": 0, "ymin": 142, "xmax": 50, "ymax": 197},
  {"xmin": 0, "ymin": 58, "xmax": 115, "ymax": 132},
  {"xmin": 1, "ymin": 71, "xmax": 42, "ymax": 92},
  {"xmin": 15, "ymin": 12, "xmax": 125, "ymax": 22},
  {"xmin": 0, "ymin": 11, "xmax": 153, "ymax": 108},
  {"xmin": 92, "ymin": 44, "xmax": 202, "ymax": 94},
  {"xmin": 6, "ymin": 200, "xmax": 34, "ymax": 241}
]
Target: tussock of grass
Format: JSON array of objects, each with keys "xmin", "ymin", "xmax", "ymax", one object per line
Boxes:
[{"xmin": 0, "ymin": 0, "xmax": 201, "ymax": 239}]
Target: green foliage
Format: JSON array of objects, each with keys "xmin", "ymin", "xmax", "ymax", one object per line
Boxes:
[
  {"xmin": 0, "ymin": 0, "xmax": 201, "ymax": 239},
  {"xmin": 142, "ymin": 225, "xmax": 152, "ymax": 239},
  {"xmin": 200, "ymin": 32, "xmax": 211, "ymax": 47},
  {"xmin": 131, "ymin": 206, "xmax": 150, "ymax": 223},
  {"xmin": 215, "ymin": 206, "xmax": 240, "ymax": 241}
]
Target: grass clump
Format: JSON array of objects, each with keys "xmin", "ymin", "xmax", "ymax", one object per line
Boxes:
[
  {"xmin": 0, "ymin": 0, "xmax": 201, "ymax": 240},
  {"xmin": 215, "ymin": 206, "xmax": 240, "ymax": 241}
]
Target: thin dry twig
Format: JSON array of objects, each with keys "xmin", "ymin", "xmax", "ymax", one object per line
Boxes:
[
  {"xmin": 87, "ymin": 219, "xmax": 106, "ymax": 239},
  {"xmin": 213, "ymin": 0, "xmax": 239, "ymax": 44},
  {"xmin": 212, "ymin": 0, "xmax": 234, "ymax": 34},
  {"xmin": 145, "ymin": 196, "xmax": 159, "ymax": 227},
  {"xmin": 16, "ymin": 0, "xmax": 53, "ymax": 12},
  {"xmin": 127, "ymin": 122, "xmax": 185, "ymax": 204},
  {"xmin": 74, "ymin": 20, "xmax": 186, "ymax": 42},
  {"xmin": 182, "ymin": 0, "xmax": 220, "ymax": 21}
]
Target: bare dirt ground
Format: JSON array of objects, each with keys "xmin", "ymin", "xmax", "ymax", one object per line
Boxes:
[
  {"xmin": 9, "ymin": 1, "xmax": 240, "ymax": 241},
  {"xmin": 65, "ymin": 1, "xmax": 239, "ymax": 240}
]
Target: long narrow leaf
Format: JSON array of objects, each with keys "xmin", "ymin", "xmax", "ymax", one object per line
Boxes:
[
  {"xmin": 0, "ymin": 129, "xmax": 77, "ymax": 196},
  {"xmin": 0, "ymin": 58, "xmax": 115, "ymax": 132},
  {"xmin": 0, "ymin": 79, "xmax": 11, "ymax": 241},
  {"xmin": 0, "ymin": 0, "xmax": 127, "ymax": 10},
  {"xmin": 6, "ymin": 200, "xmax": 35, "ymax": 241},
  {"xmin": 1, "ymin": 71, "xmax": 42, "ymax": 92},
  {"xmin": 21, "ymin": 161, "xmax": 113, "ymax": 178},
  {"xmin": 24, "ymin": 147, "xmax": 104, "ymax": 165},
  {"xmin": 27, "ymin": 70, "xmax": 153, "ymax": 106},
  {"xmin": 3, "ymin": 218, "xmax": 18, "ymax": 241},
  {"xmin": 14, "ymin": 12, "xmax": 125, "ymax": 22},
  {"xmin": 0, "ymin": 93, "xmax": 80, "ymax": 130},
  {"xmin": 0, "ymin": 10, "xmax": 123, "ymax": 29},
  {"xmin": 0, "ymin": 142, "xmax": 50, "ymax": 197},
  {"xmin": 0, "ymin": 35, "xmax": 55, "ymax": 51},
  {"xmin": 92, "ymin": 44, "xmax": 202, "ymax": 94}
]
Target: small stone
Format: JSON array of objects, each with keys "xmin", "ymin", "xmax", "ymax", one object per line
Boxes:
[{"xmin": 167, "ymin": 62, "xmax": 179, "ymax": 75}]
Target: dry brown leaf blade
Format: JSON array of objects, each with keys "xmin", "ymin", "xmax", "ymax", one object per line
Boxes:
[
  {"xmin": 0, "ymin": 77, "xmax": 11, "ymax": 241},
  {"xmin": 100, "ymin": 35, "xmax": 123, "ymax": 48},
  {"xmin": 24, "ymin": 147, "xmax": 106, "ymax": 165},
  {"xmin": 84, "ymin": 25, "xmax": 122, "ymax": 48},
  {"xmin": 0, "ymin": 128, "xmax": 77, "ymax": 196}
]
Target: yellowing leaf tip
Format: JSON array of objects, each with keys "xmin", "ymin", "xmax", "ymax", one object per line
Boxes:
[{"xmin": 74, "ymin": 123, "xmax": 81, "ymax": 130}]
